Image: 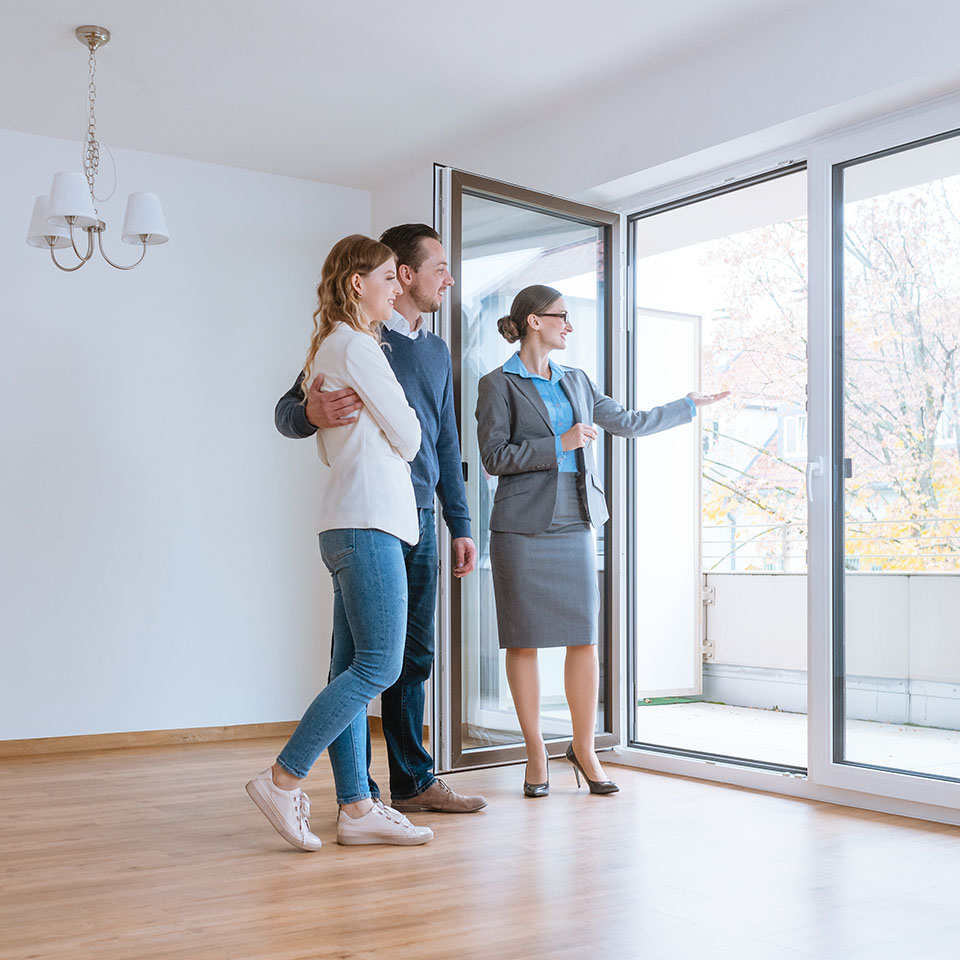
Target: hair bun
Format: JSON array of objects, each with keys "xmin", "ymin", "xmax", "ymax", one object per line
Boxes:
[{"xmin": 497, "ymin": 314, "xmax": 520, "ymax": 343}]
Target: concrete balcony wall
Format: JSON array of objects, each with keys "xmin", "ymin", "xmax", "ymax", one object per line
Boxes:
[{"xmin": 702, "ymin": 573, "xmax": 960, "ymax": 727}]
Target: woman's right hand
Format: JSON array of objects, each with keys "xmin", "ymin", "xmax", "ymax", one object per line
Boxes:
[{"xmin": 560, "ymin": 422, "xmax": 598, "ymax": 451}]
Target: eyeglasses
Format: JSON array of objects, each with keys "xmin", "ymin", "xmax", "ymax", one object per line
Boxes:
[{"xmin": 536, "ymin": 312, "xmax": 569, "ymax": 322}]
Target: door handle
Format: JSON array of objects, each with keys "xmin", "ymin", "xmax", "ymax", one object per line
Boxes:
[{"xmin": 806, "ymin": 457, "xmax": 824, "ymax": 503}]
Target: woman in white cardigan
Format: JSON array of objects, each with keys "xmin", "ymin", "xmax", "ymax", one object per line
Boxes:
[{"xmin": 246, "ymin": 235, "xmax": 433, "ymax": 850}]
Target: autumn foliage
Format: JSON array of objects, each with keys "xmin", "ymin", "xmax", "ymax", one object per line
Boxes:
[{"xmin": 700, "ymin": 174, "xmax": 960, "ymax": 572}]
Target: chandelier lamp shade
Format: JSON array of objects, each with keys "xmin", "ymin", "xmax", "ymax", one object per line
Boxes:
[
  {"xmin": 26, "ymin": 26, "xmax": 169, "ymax": 272},
  {"xmin": 26, "ymin": 197, "xmax": 72, "ymax": 249}
]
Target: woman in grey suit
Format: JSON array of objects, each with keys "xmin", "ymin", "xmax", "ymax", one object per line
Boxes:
[{"xmin": 475, "ymin": 284, "xmax": 727, "ymax": 796}]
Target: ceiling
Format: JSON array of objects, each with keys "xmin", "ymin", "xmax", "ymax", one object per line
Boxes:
[{"xmin": 4, "ymin": 0, "xmax": 810, "ymax": 190}]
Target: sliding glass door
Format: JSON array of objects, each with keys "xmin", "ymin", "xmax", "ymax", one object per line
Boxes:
[
  {"xmin": 834, "ymin": 130, "xmax": 960, "ymax": 782},
  {"xmin": 426, "ymin": 98, "xmax": 960, "ymax": 820},
  {"xmin": 808, "ymin": 101, "xmax": 960, "ymax": 809}
]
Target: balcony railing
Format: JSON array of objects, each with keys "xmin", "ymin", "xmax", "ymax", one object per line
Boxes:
[{"xmin": 703, "ymin": 518, "xmax": 960, "ymax": 573}]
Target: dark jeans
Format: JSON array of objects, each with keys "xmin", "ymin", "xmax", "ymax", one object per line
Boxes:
[{"xmin": 371, "ymin": 506, "xmax": 438, "ymax": 801}]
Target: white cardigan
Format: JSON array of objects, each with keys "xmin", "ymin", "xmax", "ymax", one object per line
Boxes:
[{"xmin": 306, "ymin": 321, "xmax": 422, "ymax": 545}]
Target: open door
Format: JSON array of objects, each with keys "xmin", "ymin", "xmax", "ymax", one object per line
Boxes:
[{"xmin": 433, "ymin": 166, "xmax": 622, "ymax": 771}]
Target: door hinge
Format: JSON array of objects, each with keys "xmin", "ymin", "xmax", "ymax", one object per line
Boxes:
[
  {"xmin": 701, "ymin": 585, "xmax": 716, "ymax": 605},
  {"xmin": 701, "ymin": 638, "xmax": 715, "ymax": 661}
]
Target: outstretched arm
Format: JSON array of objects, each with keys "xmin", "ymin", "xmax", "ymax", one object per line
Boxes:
[
  {"xmin": 590, "ymin": 378, "xmax": 694, "ymax": 438},
  {"xmin": 590, "ymin": 378, "xmax": 730, "ymax": 437}
]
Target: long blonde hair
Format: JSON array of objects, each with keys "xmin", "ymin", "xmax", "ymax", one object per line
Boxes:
[{"xmin": 302, "ymin": 234, "xmax": 396, "ymax": 396}]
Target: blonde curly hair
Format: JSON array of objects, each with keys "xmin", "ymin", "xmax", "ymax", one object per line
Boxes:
[{"xmin": 302, "ymin": 234, "xmax": 396, "ymax": 396}]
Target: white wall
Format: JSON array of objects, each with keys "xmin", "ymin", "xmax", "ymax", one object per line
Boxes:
[
  {"xmin": 0, "ymin": 129, "xmax": 370, "ymax": 739},
  {"xmin": 372, "ymin": 0, "xmax": 960, "ymax": 231}
]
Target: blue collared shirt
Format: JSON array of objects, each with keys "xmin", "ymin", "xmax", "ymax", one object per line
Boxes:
[{"xmin": 503, "ymin": 352, "xmax": 578, "ymax": 472}]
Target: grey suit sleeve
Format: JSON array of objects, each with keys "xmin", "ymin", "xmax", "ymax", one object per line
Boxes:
[
  {"xmin": 476, "ymin": 374, "xmax": 559, "ymax": 476},
  {"xmin": 589, "ymin": 376, "xmax": 693, "ymax": 438},
  {"xmin": 274, "ymin": 371, "xmax": 318, "ymax": 439}
]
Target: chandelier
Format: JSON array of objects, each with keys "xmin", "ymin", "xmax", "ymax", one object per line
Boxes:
[{"xmin": 26, "ymin": 26, "xmax": 169, "ymax": 271}]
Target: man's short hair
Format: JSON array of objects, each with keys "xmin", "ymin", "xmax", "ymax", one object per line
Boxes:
[{"xmin": 379, "ymin": 224, "xmax": 441, "ymax": 272}]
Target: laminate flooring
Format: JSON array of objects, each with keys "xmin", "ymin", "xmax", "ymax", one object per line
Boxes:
[{"xmin": 2, "ymin": 735, "xmax": 959, "ymax": 960}]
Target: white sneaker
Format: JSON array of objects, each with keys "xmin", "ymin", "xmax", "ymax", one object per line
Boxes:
[
  {"xmin": 245, "ymin": 769, "xmax": 323, "ymax": 852},
  {"xmin": 336, "ymin": 799, "xmax": 434, "ymax": 846}
]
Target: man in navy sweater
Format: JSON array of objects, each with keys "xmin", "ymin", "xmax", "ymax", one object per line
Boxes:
[{"xmin": 275, "ymin": 224, "xmax": 486, "ymax": 814}]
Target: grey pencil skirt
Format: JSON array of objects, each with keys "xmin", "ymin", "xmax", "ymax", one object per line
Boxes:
[{"xmin": 489, "ymin": 473, "xmax": 598, "ymax": 649}]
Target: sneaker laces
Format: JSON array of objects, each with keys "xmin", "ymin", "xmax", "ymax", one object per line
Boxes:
[
  {"xmin": 293, "ymin": 790, "xmax": 311, "ymax": 830},
  {"xmin": 374, "ymin": 800, "xmax": 412, "ymax": 828}
]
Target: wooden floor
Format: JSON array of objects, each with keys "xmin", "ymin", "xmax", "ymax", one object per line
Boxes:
[{"xmin": 3, "ymin": 736, "xmax": 960, "ymax": 960}]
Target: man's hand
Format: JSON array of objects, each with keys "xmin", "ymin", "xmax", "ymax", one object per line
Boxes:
[
  {"xmin": 452, "ymin": 537, "xmax": 477, "ymax": 578},
  {"xmin": 305, "ymin": 373, "xmax": 363, "ymax": 428}
]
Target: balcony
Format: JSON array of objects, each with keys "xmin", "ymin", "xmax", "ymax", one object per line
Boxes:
[{"xmin": 635, "ymin": 551, "xmax": 960, "ymax": 774}]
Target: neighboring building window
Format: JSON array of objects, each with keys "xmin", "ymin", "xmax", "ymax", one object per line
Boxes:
[
  {"xmin": 935, "ymin": 406, "xmax": 956, "ymax": 446},
  {"xmin": 781, "ymin": 413, "xmax": 807, "ymax": 458}
]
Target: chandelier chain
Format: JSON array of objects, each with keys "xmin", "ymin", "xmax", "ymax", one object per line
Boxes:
[{"xmin": 82, "ymin": 44, "xmax": 100, "ymax": 201}]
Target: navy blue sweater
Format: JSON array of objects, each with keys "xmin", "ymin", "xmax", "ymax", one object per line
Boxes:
[{"xmin": 275, "ymin": 327, "xmax": 472, "ymax": 541}]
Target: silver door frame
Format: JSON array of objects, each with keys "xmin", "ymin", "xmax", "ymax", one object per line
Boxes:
[{"xmin": 433, "ymin": 164, "xmax": 622, "ymax": 772}]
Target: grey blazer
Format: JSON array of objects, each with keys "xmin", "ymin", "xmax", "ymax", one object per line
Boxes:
[{"xmin": 475, "ymin": 364, "xmax": 692, "ymax": 534}]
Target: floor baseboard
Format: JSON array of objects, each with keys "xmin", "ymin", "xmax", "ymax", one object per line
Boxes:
[
  {"xmin": 0, "ymin": 721, "xmax": 299, "ymax": 758},
  {"xmin": 0, "ymin": 716, "xmax": 433, "ymax": 759}
]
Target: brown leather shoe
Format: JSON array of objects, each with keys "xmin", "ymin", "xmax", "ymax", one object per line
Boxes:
[{"xmin": 391, "ymin": 778, "xmax": 487, "ymax": 813}]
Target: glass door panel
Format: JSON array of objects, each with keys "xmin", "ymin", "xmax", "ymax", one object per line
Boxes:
[
  {"xmin": 836, "ymin": 130, "xmax": 960, "ymax": 781},
  {"xmin": 439, "ymin": 169, "xmax": 619, "ymax": 768},
  {"xmin": 630, "ymin": 167, "xmax": 809, "ymax": 769}
]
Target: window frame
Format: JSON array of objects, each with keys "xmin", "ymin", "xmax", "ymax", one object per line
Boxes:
[
  {"xmin": 811, "ymin": 109, "xmax": 960, "ymax": 808},
  {"xmin": 625, "ymin": 162, "xmax": 807, "ymax": 766},
  {"xmin": 611, "ymin": 92, "xmax": 960, "ymax": 821}
]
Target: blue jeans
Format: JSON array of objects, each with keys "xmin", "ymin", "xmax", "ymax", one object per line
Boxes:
[
  {"xmin": 276, "ymin": 528, "xmax": 407, "ymax": 804},
  {"xmin": 329, "ymin": 507, "xmax": 439, "ymax": 801}
]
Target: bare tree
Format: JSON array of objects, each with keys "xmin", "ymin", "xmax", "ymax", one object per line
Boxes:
[{"xmin": 699, "ymin": 175, "xmax": 960, "ymax": 571}]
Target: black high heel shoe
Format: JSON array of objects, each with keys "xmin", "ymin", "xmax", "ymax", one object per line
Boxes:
[
  {"xmin": 523, "ymin": 746, "xmax": 550, "ymax": 798},
  {"xmin": 566, "ymin": 743, "xmax": 619, "ymax": 795}
]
